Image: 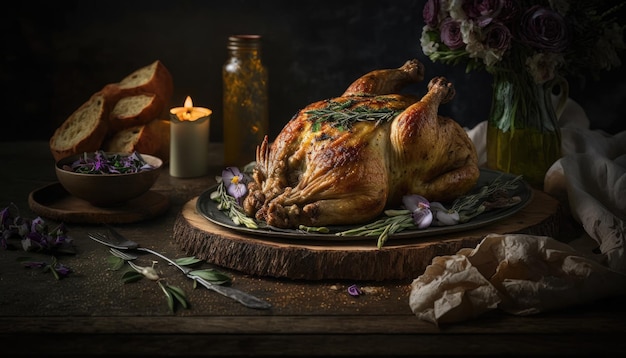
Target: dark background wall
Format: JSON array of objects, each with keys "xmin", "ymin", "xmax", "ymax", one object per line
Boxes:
[{"xmin": 2, "ymin": 0, "xmax": 625, "ymax": 144}]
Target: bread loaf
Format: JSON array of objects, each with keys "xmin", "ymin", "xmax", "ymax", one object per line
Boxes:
[
  {"xmin": 104, "ymin": 119, "xmax": 171, "ymax": 162},
  {"xmin": 108, "ymin": 93, "xmax": 165, "ymax": 133},
  {"xmin": 101, "ymin": 60, "xmax": 173, "ymax": 105},
  {"xmin": 49, "ymin": 93, "xmax": 110, "ymax": 162},
  {"xmin": 50, "ymin": 60, "xmax": 173, "ymax": 162}
]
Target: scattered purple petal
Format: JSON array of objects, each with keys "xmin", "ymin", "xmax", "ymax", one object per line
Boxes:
[
  {"xmin": 21, "ymin": 260, "xmax": 47, "ymax": 269},
  {"xmin": 53, "ymin": 263, "xmax": 72, "ymax": 277},
  {"xmin": 347, "ymin": 284, "xmax": 363, "ymax": 297},
  {"xmin": 1, "ymin": 204, "xmax": 76, "ymax": 254}
]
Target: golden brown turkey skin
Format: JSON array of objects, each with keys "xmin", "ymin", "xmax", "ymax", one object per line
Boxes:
[{"xmin": 243, "ymin": 60, "xmax": 479, "ymax": 228}]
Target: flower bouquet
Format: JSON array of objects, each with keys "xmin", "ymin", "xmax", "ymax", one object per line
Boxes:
[{"xmin": 420, "ymin": 0, "xmax": 625, "ymax": 188}]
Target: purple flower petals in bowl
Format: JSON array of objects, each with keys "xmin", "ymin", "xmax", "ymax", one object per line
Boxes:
[{"xmin": 55, "ymin": 151, "xmax": 163, "ymax": 207}]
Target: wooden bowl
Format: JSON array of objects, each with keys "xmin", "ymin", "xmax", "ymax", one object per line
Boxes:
[{"xmin": 55, "ymin": 152, "xmax": 163, "ymax": 207}]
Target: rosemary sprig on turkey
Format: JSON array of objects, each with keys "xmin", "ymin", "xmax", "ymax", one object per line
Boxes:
[
  {"xmin": 336, "ymin": 175, "xmax": 524, "ymax": 248},
  {"xmin": 305, "ymin": 99, "xmax": 402, "ymax": 131}
]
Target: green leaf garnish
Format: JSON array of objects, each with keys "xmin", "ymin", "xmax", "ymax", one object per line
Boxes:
[
  {"xmin": 211, "ymin": 182, "xmax": 259, "ymax": 229},
  {"xmin": 175, "ymin": 256, "xmax": 203, "ymax": 266},
  {"xmin": 166, "ymin": 284, "xmax": 189, "ymax": 309},
  {"xmin": 107, "ymin": 255, "xmax": 126, "ymax": 270},
  {"xmin": 190, "ymin": 269, "xmax": 232, "ymax": 285},
  {"xmin": 158, "ymin": 282, "xmax": 189, "ymax": 312},
  {"xmin": 121, "ymin": 270, "xmax": 144, "ymax": 283}
]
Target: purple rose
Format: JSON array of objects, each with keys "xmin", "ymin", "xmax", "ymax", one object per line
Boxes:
[
  {"xmin": 518, "ymin": 5, "xmax": 569, "ymax": 52},
  {"xmin": 440, "ymin": 17, "xmax": 464, "ymax": 50},
  {"xmin": 483, "ymin": 21, "xmax": 512, "ymax": 52},
  {"xmin": 498, "ymin": 0, "xmax": 517, "ymax": 23},
  {"xmin": 423, "ymin": 0, "xmax": 441, "ymax": 28},
  {"xmin": 463, "ymin": 0, "xmax": 503, "ymax": 27}
]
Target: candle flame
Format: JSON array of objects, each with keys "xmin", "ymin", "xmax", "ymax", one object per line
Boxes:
[
  {"xmin": 183, "ymin": 96, "xmax": 193, "ymax": 120},
  {"xmin": 171, "ymin": 95, "xmax": 210, "ymax": 122},
  {"xmin": 184, "ymin": 96, "xmax": 194, "ymax": 109}
]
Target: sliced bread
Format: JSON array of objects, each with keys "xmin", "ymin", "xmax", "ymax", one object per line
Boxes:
[
  {"xmin": 49, "ymin": 93, "xmax": 110, "ymax": 161},
  {"xmin": 50, "ymin": 60, "xmax": 173, "ymax": 162},
  {"xmin": 104, "ymin": 119, "xmax": 171, "ymax": 162},
  {"xmin": 101, "ymin": 60, "xmax": 173, "ymax": 105},
  {"xmin": 108, "ymin": 93, "xmax": 165, "ymax": 133}
]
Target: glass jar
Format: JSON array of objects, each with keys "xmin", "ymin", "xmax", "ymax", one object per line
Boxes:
[
  {"xmin": 486, "ymin": 67, "xmax": 568, "ymax": 190},
  {"xmin": 222, "ymin": 34, "xmax": 269, "ymax": 168}
]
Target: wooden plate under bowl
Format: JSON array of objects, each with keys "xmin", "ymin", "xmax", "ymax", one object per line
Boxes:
[{"xmin": 28, "ymin": 182, "xmax": 170, "ymax": 224}]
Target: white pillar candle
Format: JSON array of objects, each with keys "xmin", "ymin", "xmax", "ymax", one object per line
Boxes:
[{"xmin": 169, "ymin": 96, "xmax": 211, "ymax": 178}]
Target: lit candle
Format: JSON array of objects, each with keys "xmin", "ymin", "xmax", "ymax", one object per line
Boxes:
[{"xmin": 169, "ymin": 96, "xmax": 212, "ymax": 178}]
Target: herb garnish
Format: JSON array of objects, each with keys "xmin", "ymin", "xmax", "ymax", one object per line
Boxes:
[
  {"xmin": 336, "ymin": 174, "xmax": 524, "ymax": 248},
  {"xmin": 107, "ymin": 250, "xmax": 232, "ymax": 313},
  {"xmin": 210, "ymin": 165, "xmax": 523, "ymax": 248},
  {"xmin": 65, "ymin": 150, "xmax": 154, "ymax": 174},
  {"xmin": 305, "ymin": 99, "xmax": 401, "ymax": 131},
  {"xmin": 211, "ymin": 165, "xmax": 260, "ymax": 229}
]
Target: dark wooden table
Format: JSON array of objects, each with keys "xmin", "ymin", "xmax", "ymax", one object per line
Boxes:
[{"xmin": 1, "ymin": 141, "xmax": 625, "ymax": 357}]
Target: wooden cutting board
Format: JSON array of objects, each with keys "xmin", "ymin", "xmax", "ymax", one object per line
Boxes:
[{"xmin": 173, "ymin": 189, "xmax": 561, "ymax": 281}]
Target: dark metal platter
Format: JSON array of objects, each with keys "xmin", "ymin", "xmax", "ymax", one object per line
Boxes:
[{"xmin": 196, "ymin": 168, "xmax": 532, "ymax": 241}]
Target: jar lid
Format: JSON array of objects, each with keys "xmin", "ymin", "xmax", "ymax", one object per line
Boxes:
[{"xmin": 228, "ymin": 35, "xmax": 262, "ymax": 50}]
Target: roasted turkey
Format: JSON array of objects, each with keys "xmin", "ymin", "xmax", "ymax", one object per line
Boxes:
[{"xmin": 243, "ymin": 59, "xmax": 479, "ymax": 228}]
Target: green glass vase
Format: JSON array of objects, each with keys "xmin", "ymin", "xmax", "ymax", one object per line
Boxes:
[{"xmin": 486, "ymin": 69, "xmax": 568, "ymax": 190}]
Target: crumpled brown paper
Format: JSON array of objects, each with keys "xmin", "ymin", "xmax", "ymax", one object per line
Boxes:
[{"xmin": 409, "ymin": 233, "xmax": 626, "ymax": 325}]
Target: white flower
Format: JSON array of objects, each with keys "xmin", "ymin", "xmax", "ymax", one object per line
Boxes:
[
  {"xmin": 482, "ymin": 48, "xmax": 505, "ymax": 67},
  {"xmin": 446, "ymin": 0, "xmax": 467, "ymax": 21},
  {"xmin": 461, "ymin": 21, "xmax": 483, "ymax": 58},
  {"xmin": 420, "ymin": 25, "xmax": 439, "ymax": 56},
  {"xmin": 526, "ymin": 52, "xmax": 564, "ymax": 84}
]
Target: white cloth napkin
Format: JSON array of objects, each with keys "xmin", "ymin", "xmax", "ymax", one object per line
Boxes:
[
  {"xmin": 544, "ymin": 99, "xmax": 626, "ymax": 274},
  {"xmin": 409, "ymin": 98, "xmax": 626, "ymax": 325}
]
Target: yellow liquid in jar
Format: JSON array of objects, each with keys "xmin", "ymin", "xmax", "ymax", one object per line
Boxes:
[
  {"xmin": 223, "ymin": 37, "xmax": 269, "ymax": 168},
  {"xmin": 486, "ymin": 124, "xmax": 561, "ymax": 189}
]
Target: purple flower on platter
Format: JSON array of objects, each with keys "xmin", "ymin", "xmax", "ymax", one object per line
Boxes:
[
  {"xmin": 518, "ymin": 5, "xmax": 569, "ymax": 53},
  {"xmin": 440, "ymin": 17, "xmax": 465, "ymax": 50},
  {"xmin": 423, "ymin": 0, "xmax": 441, "ymax": 27},
  {"xmin": 222, "ymin": 167, "xmax": 248, "ymax": 202},
  {"xmin": 402, "ymin": 195, "xmax": 433, "ymax": 229}
]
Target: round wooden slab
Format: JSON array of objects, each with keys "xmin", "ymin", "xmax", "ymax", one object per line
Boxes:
[
  {"xmin": 173, "ymin": 190, "xmax": 561, "ymax": 281},
  {"xmin": 29, "ymin": 182, "xmax": 170, "ymax": 224}
]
